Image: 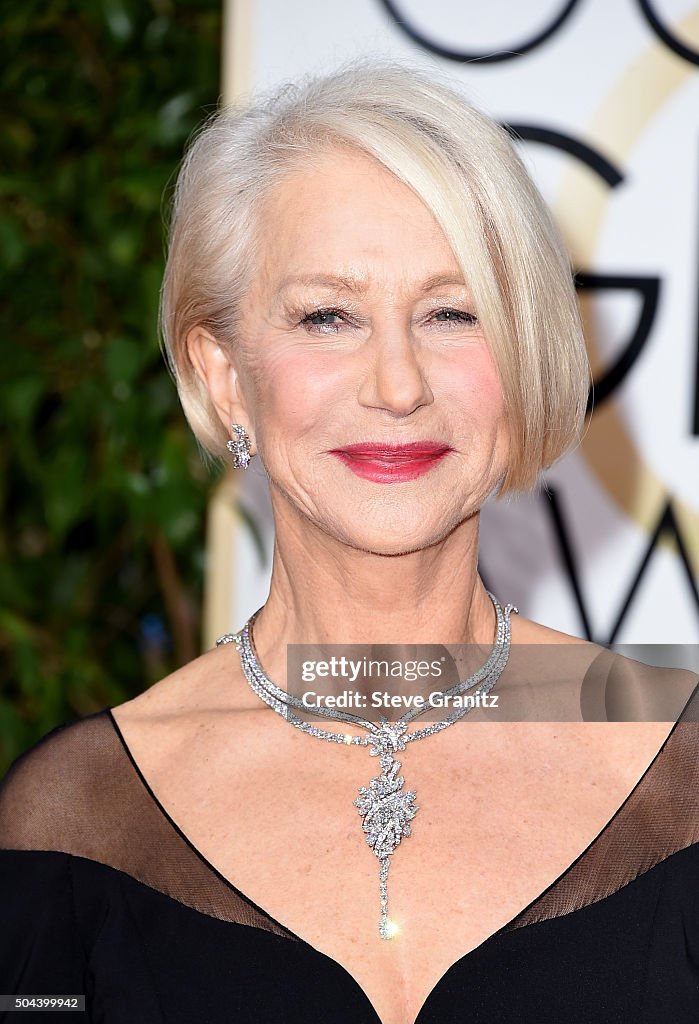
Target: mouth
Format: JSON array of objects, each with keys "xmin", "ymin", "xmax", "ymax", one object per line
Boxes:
[
  {"xmin": 327, "ymin": 442, "xmax": 453, "ymax": 483},
  {"xmin": 330, "ymin": 441, "xmax": 452, "ymax": 460}
]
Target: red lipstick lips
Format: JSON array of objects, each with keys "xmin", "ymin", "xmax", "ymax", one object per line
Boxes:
[{"xmin": 328, "ymin": 441, "xmax": 452, "ymax": 483}]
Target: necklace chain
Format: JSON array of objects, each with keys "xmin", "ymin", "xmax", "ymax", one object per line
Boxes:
[{"xmin": 216, "ymin": 590, "xmax": 518, "ymax": 940}]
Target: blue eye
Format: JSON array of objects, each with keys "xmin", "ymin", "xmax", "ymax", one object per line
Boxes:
[
  {"xmin": 309, "ymin": 311, "xmax": 340, "ymax": 325},
  {"xmin": 433, "ymin": 308, "xmax": 479, "ymax": 325},
  {"xmin": 301, "ymin": 308, "xmax": 345, "ymax": 332}
]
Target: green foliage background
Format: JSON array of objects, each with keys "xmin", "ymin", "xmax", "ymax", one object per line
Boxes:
[{"xmin": 0, "ymin": 1, "xmax": 224, "ymax": 772}]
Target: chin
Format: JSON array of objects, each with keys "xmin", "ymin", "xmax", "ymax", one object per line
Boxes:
[{"xmin": 333, "ymin": 518, "xmax": 459, "ymax": 557}]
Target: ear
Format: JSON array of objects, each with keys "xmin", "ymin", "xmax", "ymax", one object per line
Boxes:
[{"xmin": 186, "ymin": 326, "xmax": 254, "ymax": 444}]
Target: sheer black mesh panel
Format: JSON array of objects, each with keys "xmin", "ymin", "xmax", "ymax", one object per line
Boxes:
[
  {"xmin": 502, "ymin": 679, "xmax": 699, "ymax": 933},
  {"xmin": 0, "ymin": 711, "xmax": 299, "ymax": 940}
]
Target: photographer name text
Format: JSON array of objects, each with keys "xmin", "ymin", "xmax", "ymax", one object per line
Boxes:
[{"xmin": 299, "ymin": 691, "xmax": 499, "ymax": 710}]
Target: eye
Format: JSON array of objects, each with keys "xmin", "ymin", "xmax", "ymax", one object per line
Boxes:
[
  {"xmin": 430, "ymin": 308, "xmax": 479, "ymax": 326},
  {"xmin": 299, "ymin": 307, "xmax": 347, "ymax": 333}
]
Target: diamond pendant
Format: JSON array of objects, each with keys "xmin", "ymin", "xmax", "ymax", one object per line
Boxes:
[{"xmin": 352, "ymin": 718, "xmax": 418, "ymax": 939}]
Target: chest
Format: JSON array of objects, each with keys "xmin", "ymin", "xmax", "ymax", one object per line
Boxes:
[{"xmin": 135, "ymin": 714, "xmax": 670, "ymax": 1024}]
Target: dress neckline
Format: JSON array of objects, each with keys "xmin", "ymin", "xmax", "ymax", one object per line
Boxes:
[{"xmin": 103, "ymin": 701, "xmax": 692, "ymax": 1024}]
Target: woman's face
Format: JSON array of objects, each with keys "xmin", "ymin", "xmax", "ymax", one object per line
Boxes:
[{"xmin": 233, "ymin": 147, "xmax": 510, "ymax": 555}]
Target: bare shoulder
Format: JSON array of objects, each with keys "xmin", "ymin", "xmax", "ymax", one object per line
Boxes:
[
  {"xmin": 111, "ymin": 641, "xmax": 252, "ymax": 728},
  {"xmin": 512, "ymin": 612, "xmax": 699, "ymax": 723},
  {"xmin": 511, "ymin": 612, "xmax": 595, "ymax": 647}
]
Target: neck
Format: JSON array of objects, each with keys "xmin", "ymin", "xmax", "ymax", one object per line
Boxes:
[{"xmin": 249, "ymin": 505, "xmax": 498, "ymax": 683}]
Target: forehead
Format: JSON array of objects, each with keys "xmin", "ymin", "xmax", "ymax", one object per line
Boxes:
[{"xmin": 255, "ymin": 147, "xmax": 462, "ymax": 294}]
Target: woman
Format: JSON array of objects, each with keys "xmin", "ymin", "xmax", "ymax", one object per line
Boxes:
[{"xmin": 1, "ymin": 56, "xmax": 698, "ymax": 1024}]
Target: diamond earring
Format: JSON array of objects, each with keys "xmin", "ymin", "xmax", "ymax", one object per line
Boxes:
[{"xmin": 226, "ymin": 423, "xmax": 252, "ymax": 470}]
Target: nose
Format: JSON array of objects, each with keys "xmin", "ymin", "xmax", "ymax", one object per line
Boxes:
[{"xmin": 357, "ymin": 323, "xmax": 433, "ymax": 416}]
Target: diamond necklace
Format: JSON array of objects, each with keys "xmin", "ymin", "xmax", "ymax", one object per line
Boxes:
[{"xmin": 216, "ymin": 590, "xmax": 518, "ymax": 940}]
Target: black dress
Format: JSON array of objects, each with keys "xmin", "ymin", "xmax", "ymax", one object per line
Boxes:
[{"xmin": 2, "ymin": 682, "xmax": 699, "ymax": 1023}]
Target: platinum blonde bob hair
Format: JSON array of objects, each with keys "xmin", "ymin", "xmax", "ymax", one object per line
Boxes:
[{"xmin": 159, "ymin": 56, "xmax": 591, "ymax": 498}]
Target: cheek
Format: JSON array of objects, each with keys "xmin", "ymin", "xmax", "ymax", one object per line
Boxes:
[
  {"xmin": 443, "ymin": 345, "xmax": 505, "ymax": 420},
  {"xmin": 250, "ymin": 348, "xmax": 347, "ymax": 438}
]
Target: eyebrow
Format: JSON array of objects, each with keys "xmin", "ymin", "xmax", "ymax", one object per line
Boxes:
[{"xmin": 274, "ymin": 272, "xmax": 468, "ymax": 298}]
